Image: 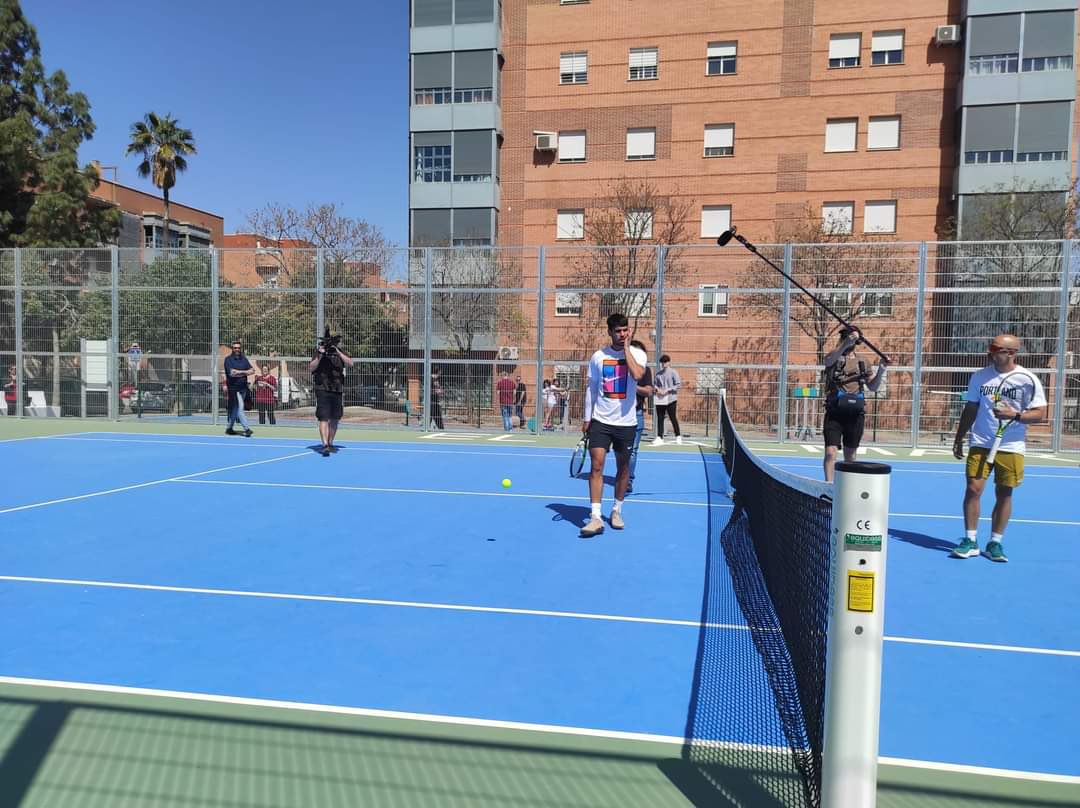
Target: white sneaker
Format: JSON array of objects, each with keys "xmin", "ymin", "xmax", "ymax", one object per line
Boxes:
[
  {"xmin": 651, "ymin": 437, "xmax": 664, "ymax": 446},
  {"xmin": 675, "ymin": 436, "xmax": 683, "ymax": 445}
]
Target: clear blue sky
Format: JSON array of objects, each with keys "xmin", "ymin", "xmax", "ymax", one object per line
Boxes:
[{"xmin": 24, "ymin": 0, "xmax": 408, "ymax": 246}]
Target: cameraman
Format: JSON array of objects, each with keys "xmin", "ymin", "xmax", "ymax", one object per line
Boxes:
[
  {"xmin": 308, "ymin": 331, "xmax": 354, "ymax": 456},
  {"xmin": 822, "ymin": 327, "xmax": 888, "ymax": 482}
]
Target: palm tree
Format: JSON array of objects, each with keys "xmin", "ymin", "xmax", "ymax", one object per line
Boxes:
[{"xmin": 125, "ymin": 112, "xmax": 196, "ymax": 247}]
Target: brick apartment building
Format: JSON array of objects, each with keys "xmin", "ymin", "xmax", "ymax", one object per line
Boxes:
[
  {"xmin": 89, "ymin": 166, "xmax": 224, "ymax": 248},
  {"xmin": 407, "ymin": 0, "xmax": 1079, "ymax": 430}
]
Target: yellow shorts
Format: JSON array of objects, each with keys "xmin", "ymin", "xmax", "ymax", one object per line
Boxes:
[{"xmin": 966, "ymin": 448, "xmax": 1024, "ymax": 488}]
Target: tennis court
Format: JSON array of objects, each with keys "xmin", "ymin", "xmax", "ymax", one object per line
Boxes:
[{"xmin": 0, "ymin": 420, "xmax": 1077, "ymax": 807}]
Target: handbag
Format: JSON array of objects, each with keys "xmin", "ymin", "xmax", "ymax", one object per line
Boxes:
[{"xmin": 828, "ymin": 389, "xmax": 865, "ymax": 414}]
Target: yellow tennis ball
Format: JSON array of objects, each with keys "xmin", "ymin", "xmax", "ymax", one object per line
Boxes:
[{"xmin": 501, "ymin": 478, "xmax": 512, "ymax": 489}]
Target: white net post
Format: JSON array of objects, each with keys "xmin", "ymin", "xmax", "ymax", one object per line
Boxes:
[{"xmin": 822, "ymin": 460, "xmax": 891, "ymax": 808}]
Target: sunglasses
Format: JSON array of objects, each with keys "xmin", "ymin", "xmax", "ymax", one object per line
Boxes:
[{"xmin": 988, "ymin": 345, "xmax": 1017, "ymax": 354}]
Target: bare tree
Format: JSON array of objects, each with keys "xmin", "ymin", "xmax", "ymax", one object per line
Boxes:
[
  {"xmin": 938, "ymin": 180, "xmax": 1080, "ymax": 364},
  {"xmin": 738, "ymin": 205, "xmax": 911, "ymax": 367},
  {"xmin": 564, "ymin": 178, "xmax": 694, "ymax": 359}
]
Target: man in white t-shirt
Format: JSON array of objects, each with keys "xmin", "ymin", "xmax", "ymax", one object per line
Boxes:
[
  {"xmin": 580, "ymin": 313, "xmax": 648, "ymax": 537},
  {"xmin": 951, "ymin": 334, "xmax": 1047, "ymax": 562}
]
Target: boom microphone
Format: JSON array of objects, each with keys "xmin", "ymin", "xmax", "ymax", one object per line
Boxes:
[{"xmin": 716, "ymin": 227, "xmax": 737, "ymax": 247}]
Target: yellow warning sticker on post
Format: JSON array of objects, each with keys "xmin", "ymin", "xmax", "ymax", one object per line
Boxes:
[{"xmin": 847, "ymin": 571, "xmax": 875, "ymax": 612}]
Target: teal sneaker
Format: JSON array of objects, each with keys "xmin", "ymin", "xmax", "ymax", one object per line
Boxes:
[
  {"xmin": 985, "ymin": 541, "xmax": 1009, "ymax": 563},
  {"xmin": 951, "ymin": 538, "xmax": 980, "ymax": 558}
]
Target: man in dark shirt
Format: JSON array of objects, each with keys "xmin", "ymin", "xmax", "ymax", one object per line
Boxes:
[
  {"xmin": 222, "ymin": 340, "xmax": 255, "ymax": 437},
  {"xmin": 308, "ymin": 334, "xmax": 354, "ymax": 456},
  {"xmin": 514, "ymin": 375, "xmax": 527, "ymax": 429},
  {"xmin": 627, "ymin": 340, "xmax": 654, "ymax": 493}
]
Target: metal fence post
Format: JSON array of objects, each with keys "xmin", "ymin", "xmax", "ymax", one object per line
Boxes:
[
  {"xmin": 211, "ymin": 248, "xmax": 220, "ymax": 427},
  {"xmin": 535, "ymin": 246, "xmax": 545, "ymax": 436},
  {"xmin": 14, "ymin": 248, "xmax": 23, "ymax": 417},
  {"xmin": 777, "ymin": 243, "xmax": 793, "ymax": 442},
  {"xmin": 110, "ymin": 246, "xmax": 119, "ymax": 420},
  {"xmin": 655, "ymin": 245, "xmax": 665, "ymax": 363},
  {"xmin": 911, "ymin": 242, "xmax": 928, "ymax": 448},
  {"xmin": 1051, "ymin": 239, "xmax": 1072, "ymax": 452},
  {"xmin": 423, "ymin": 247, "xmax": 433, "ymax": 431},
  {"xmin": 316, "ymin": 248, "xmax": 325, "ymax": 338}
]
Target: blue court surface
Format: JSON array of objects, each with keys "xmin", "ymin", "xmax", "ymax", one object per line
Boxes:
[{"xmin": 0, "ymin": 431, "xmax": 1078, "ymax": 792}]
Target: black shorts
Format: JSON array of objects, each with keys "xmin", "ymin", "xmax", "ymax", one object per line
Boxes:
[
  {"xmin": 823, "ymin": 409, "xmax": 865, "ymax": 450},
  {"xmin": 315, "ymin": 390, "xmax": 343, "ymax": 422},
  {"xmin": 588, "ymin": 419, "xmax": 637, "ymax": 454}
]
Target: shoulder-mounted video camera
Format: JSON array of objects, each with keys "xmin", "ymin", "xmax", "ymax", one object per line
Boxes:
[{"xmin": 319, "ymin": 327, "xmax": 342, "ymax": 356}]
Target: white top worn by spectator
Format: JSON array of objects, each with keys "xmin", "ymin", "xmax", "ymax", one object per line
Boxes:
[
  {"xmin": 584, "ymin": 344, "xmax": 648, "ymax": 427},
  {"xmin": 964, "ymin": 365, "xmax": 1046, "ymax": 454},
  {"xmin": 653, "ymin": 366, "xmax": 682, "ymax": 406}
]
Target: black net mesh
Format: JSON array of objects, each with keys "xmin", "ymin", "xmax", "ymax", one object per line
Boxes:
[{"xmin": 682, "ymin": 396, "xmax": 833, "ymax": 808}]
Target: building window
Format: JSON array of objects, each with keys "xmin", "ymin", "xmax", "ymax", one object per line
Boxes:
[
  {"xmin": 626, "ymin": 127, "xmax": 656, "ymax": 160},
  {"xmin": 867, "ymin": 116, "xmax": 900, "ymax": 150},
  {"xmin": 629, "ymin": 47, "xmax": 658, "ymax": 80},
  {"xmin": 828, "ymin": 33, "xmax": 860, "ymax": 68},
  {"xmin": 556, "ymin": 209, "xmax": 585, "ymax": 240},
  {"xmin": 704, "ymin": 124, "xmax": 734, "ymax": 157},
  {"xmin": 825, "ymin": 118, "xmax": 857, "ymax": 152},
  {"xmin": 144, "ymin": 227, "xmax": 158, "ymax": 248},
  {"xmin": 707, "ymin": 42, "xmax": 737, "ymax": 75},
  {"xmin": 560, "ymin": 51, "xmax": 587, "ymax": 84},
  {"xmin": 414, "ymin": 144, "xmax": 452, "ymax": 183},
  {"xmin": 452, "ymin": 87, "xmax": 494, "ymax": 103},
  {"xmin": 624, "ymin": 209, "xmax": 653, "ymax": 239},
  {"xmin": 861, "ymin": 290, "xmax": 894, "ymax": 317},
  {"xmin": 700, "ymin": 205, "xmax": 731, "ymax": 238},
  {"xmin": 821, "ymin": 285, "xmax": 852, "ymax": 317},
  {"xmin": 968, "ymin": 53, "xmax": 1018, "ymax": 75},
  {"xmin": 699, "ymin": 284, "xmax": 729, "ymax": 317},
  {"xmin": 558, "ymin": 130, "xmax": 586, "ymax": 162},
  {"xmin": 964, "ymin": 149, "xmax": 1014, "ymax": 164},
  {"xmin": 1016, "ymin": 150, "xmax": 1068, "ymax": 162},
  {"xmin": 871, "ymin": 31, "xmax": 904, "ymax": 65},
  {"xmin": 822, "ymin": 202, "xmax": 854, "ymax": 234},
  {"xmin": 256, "ymin": 266, "xmax": 281, "ymax": 288},
  {"xmin": 555, "ymin": 288, "xmax": 582, "ymax": 316},
  {"xmin": 600, "ymin": 292, "xmax": 651, "ymax": 318},
  {"xmin": 864, "ymin": 200, "xmax": 897, "ymax": 234},
  {"xmin": 1022, "ymin": 55, "xmax": 1073, "ymax": 72},
  {"xmin": 414, "ymin": 86, "xmax": 452, "ymax": 105}
]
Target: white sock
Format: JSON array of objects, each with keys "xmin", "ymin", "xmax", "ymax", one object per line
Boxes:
[
  {"xmin": 990, "ymin": 532, "xmax": 1004, "ymax": 544},
  {"xmin": 965, "ymin": 529, "xmax": 977, "ymax": 541},
  {"xmin": 591, "ymin": 503, "xmax": 602, "ymax": 519},
  {"xmin": 613, "ymin": 499, "xmax": 624, "ymax": 513}
]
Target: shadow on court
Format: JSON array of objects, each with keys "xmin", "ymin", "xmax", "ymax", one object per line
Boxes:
[
  {"xmin": 545, "ymin": 502, "xmax": 589, "ymax": 529},
  {"xmin": 890, "ymin": 528, "xmax": 958, "ymax": 554}
]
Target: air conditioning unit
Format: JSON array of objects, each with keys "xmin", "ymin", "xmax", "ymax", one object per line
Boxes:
[
  {"xmin": 497, "ymin": 346, "xmax": 519, "ymax": 361},
  {"xmin": 534, "ymin": 131, "xmax": 558, "ymax": 151},
  {"xmin": 934, "ymin": 24, "xmax": 960, "ymax": 45}
]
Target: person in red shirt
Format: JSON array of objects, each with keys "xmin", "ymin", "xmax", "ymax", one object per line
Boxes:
[
  {"xmin": 3, "ymin": 366, "xmax": 16, "ymax": 415},
  {"xmin": 254, "ymin": 365, "xmax": 277, "ymax": 425},
  {"xmin": 496, "ymin": 370, "xmax": 516, "ymax": 431}
]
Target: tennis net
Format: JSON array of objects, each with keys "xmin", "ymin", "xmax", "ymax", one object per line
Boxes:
[{"xmin": 683, "ymin": 395, "xmax": 833, "ymax": 808}]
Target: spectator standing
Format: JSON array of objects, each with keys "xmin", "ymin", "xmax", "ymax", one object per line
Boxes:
[
  {"xmin": 496, "ymin": 371, "xmax": 516, "ymax": 431},
  {"xmin": 254, "ymin": 365, "xmax": 277, "ymax": 425},
  {"xmin": 514, "ymin": 375, "xmax": 527, "ymax": 428},
  {"xmin": 653, "ymin": 355, "xmax": 683, "ymax": 446}
]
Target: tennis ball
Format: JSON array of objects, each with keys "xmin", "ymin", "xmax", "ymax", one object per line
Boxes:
[{"xmin": 501, "ymin": 478, "xmax": 512, "ymax": 489}]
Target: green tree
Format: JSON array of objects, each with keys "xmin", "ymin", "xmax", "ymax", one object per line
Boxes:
[
  {"xmin": 125, "ymin": 112, "xmax": 196, "ymax": 246},
  {"xmin": 0, "ymin": 0, "xmax": 119, "ymax": 403}
]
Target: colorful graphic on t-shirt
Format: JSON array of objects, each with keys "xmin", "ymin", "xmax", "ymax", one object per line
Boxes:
[{"xmin": 601, "ymin": 359, "xmax": 628, "ymax": 399}]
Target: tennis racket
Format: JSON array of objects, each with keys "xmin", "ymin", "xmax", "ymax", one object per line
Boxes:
[
  {"xmin": 985, "ymin": 370, "xmax": 1036, "ymax": 465},
  {"xmin": 570, "ymin": 433, "xmax": 589, "ymax": 478}
]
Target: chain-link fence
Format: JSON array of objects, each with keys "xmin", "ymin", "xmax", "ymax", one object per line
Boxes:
[{"xmin": 1, "ymin": 242, "xmax": 1077, "ymax": 451}]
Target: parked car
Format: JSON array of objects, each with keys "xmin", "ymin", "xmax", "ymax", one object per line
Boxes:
[
  {"xmin": 137, "ymin": 382, "xmax": 175, "ymax": 412},
  {"xmin": 186, "ymin": 379, "xmax": 213, "ymax": 413}
]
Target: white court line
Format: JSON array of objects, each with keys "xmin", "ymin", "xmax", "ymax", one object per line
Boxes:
[
  {"xmin": 0, "ymin": 575, "xmax": 744, "ymax": 631},
  {"xmin": 1, "ymin": 574, "xmax": 1075, "ymax": 659},
  {"xmin": 885, "ymin": 635, "xmax": 1079, "ymax": 658},
  {"xmin": 0, "ymin": 675, "xmax": 1075, "ymax": 785},
  {"xmin": 0, "ymin": 451, "xmax": 311, "ymax": 515},
  {"xmin": 173, "ymin": 478, "xmax": 717, "ymax": 508},
  {"xmin": 170, "ymin": 478, "xmax": 1080, "ymax": 527},
  {"xmin": 39, "ymin": 435, "xmax": 702, "ymax": 464}
]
